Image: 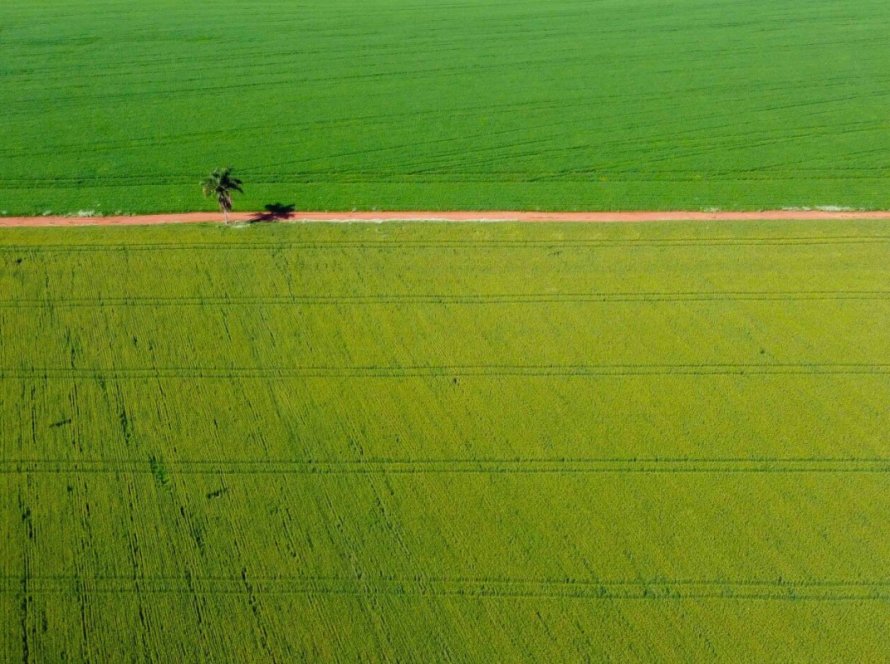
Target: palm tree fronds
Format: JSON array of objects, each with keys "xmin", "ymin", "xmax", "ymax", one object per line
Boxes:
[{"xmin": 201, "ymin": 167, "xmax": 243, "ymax": 221}]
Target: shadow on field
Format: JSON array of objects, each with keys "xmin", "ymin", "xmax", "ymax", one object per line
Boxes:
[{"xmin": 250, "ymin": 203, "xmax": 296, "ymax": 223}]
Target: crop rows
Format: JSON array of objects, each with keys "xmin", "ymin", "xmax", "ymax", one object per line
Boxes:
[
  {"xmin": 2, "ymin": 235, "xmax": 890, "ymax": 253},
  {"xmin": 2, "ymin": 221, "xmax": 889, "ymax": 660},
  {"xmin": 4, "ymin": 458, "xmax": 890, "ymax": 475},
  {"xmin": 1, "ymin": 290, "xmax": 890, "ymax": 309},
  {"xmin": 5, "ymin": 575, "xmax": 890, "ymax": 601},
  {"xmin": 2, "ymin": 364, "xmax": 890, "ymax": 380},
  {"xmin": 2, "ymin": 0, "xmax": 890, "ymax": 213}
]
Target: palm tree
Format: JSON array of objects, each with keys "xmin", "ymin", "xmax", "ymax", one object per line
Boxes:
[{"xmin": 202, "ymin": 167, "xmax": 243, "ymax": 223}]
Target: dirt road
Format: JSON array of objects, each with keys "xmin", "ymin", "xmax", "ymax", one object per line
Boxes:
[{"xmin": 3, "ymin": 210, "xmax": 890, "ymax": 227}]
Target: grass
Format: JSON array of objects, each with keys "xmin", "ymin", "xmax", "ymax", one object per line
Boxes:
[
  {"xmin": 2, "ymin": 0, "xmax": 890, "ymax": 214},
  {"xmin": 2, "ymin": 220, "xmax": 889, "ymax": 660}
]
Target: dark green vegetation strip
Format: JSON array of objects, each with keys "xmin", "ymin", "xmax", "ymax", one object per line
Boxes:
[
  {"xmin": 2, "ymin": 221, "xmax": 889, "ymax": 660},
  {"xmin": 1, "ymin": 0, "xmax": 890, "ymax": 214}
]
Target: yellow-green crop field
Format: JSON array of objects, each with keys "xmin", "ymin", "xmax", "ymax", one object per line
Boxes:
[{"xmin": 2, "ymin": 220, "xmax": 889, "ymax": 660}]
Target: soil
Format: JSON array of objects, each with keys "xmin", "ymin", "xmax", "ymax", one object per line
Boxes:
[{"xmin": 3, "ymin": 210, "xmax": 890, "ymax": 227}]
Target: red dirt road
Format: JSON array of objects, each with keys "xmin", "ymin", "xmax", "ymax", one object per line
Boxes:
[{"xmin": 3, "ymin": 210, "xmax": 890, "ymax": 227}]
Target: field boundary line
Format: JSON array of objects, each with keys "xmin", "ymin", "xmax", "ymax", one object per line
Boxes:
[{"xmin": 4, "ymin": 210, "xmax": 890, "ymax": 227}]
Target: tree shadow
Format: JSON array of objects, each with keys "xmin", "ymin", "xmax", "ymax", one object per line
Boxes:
[{"xmin": 249, "ymin": 203, "xmax": 296, "ymax": 223}]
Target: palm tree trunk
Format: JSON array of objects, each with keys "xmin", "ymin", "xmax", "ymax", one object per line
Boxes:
[{"xmin": 223, "ymin": 206, "xmax": 229, "ymax": 224}]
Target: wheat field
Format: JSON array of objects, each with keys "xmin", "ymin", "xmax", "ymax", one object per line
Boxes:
[
  {"xmin": 1, "ymin": 220, "xmax": 888, "ymax": 660},
  {"xmin": 2, "ymin": 0, "xmax": 890, "ymax": 213}
]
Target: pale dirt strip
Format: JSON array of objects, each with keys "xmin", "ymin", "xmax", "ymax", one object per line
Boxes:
[{"xmin": 4, "ymin": 210, "xmax": 890, "ymax": 227}]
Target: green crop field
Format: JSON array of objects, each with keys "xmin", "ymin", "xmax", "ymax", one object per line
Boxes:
[
  {"xmin": 2, "ymin": 0, "xmax": 890, "ymax": 215},
  {"xmin": 1, "ymin": 220, "xmax": 889, "ymax": 660}
]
